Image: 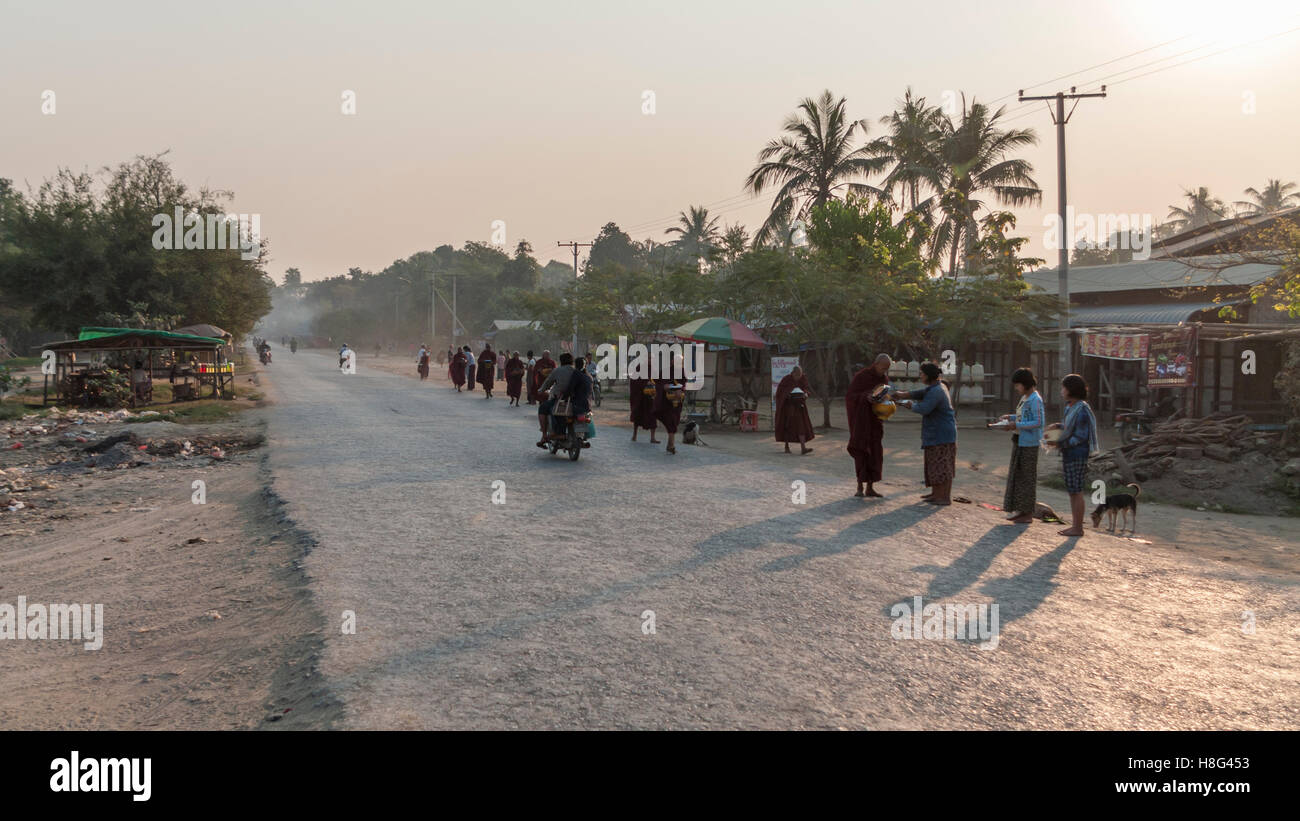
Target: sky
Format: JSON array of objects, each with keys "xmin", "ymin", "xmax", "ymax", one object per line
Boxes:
[{"xmin": 3, "ymin": 0, "xmax": 1299, "ymax": 281}]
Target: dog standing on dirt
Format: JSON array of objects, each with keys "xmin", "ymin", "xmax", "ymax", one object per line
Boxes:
[{"xmin": 1091, "ymin": 483, "xmax": 1141, "ymax": 535}]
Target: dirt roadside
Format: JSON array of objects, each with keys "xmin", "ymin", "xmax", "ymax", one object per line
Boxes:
[{"xmin": 0, "ymin": 365, "xmax": 341, "ymax": 730}]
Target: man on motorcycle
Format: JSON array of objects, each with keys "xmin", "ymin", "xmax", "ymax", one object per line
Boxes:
[{"xmin": 536, "ymin": 352, "xmax": 575, "ymax": 448}]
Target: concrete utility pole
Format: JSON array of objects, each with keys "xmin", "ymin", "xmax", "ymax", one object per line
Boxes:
[
  {"xmin": 1018, "ymin": 85, "xmax": 1106, "ymax": 385},
  {"xmin": 556, "ymin": 241, "xmax": 593, "ymax": 354}
]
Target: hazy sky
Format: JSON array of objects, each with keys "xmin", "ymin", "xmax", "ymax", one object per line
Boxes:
[{"xmin": 3, "ymin": 0, "xmax": 1298, "ymax": 281}]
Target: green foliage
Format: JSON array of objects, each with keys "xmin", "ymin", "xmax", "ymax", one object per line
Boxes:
[
  {"xmin": 0, "ymin": 363, "xmax": 32, "ymax": 397},
  {"xmin": 0, "ymin": 155, "xmax": 272, "ymax": 340}
]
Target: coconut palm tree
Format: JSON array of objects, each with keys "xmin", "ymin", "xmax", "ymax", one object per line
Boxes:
[
  {"xmin": 915, "ymin": 97, "xmax": 1041, "ymax": 276},
  {"xmin": 745, "ymin": 90, "xmax": 888, "ymax": 247},
  {"xmin": 664, "ymin": 205, "xmax": 723, "ymax": 265},
  {"xmin": 868, "ymin": 88, "xmax": 945, "ymax": 213},
  {"xmin": 1166, "ymin": 187, "xmax": 1228, "ymax": 232},
  {"xmin": 1235, "ymin": 179, "xmax": 1300, "ymax": 216}
]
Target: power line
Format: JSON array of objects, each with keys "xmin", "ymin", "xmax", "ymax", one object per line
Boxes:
[{"xmin": 581, "ymin": 17, "xmax": 1300, "ymax": 240}]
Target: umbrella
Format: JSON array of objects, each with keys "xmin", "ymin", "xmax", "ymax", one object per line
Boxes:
[{"xmin": 672, "ymin": 317, "xmax": 766, "ymax": 349}]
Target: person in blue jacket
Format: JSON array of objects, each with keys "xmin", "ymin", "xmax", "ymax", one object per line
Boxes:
[
  {"xmin": 892, "ymin": 362, "xmax": 957, "ymax": 506},
  {"xmin": 997, "ymin": 367, "xmax": 1044, "ymax": 523}
]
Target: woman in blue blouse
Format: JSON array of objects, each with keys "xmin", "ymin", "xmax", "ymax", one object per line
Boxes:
[
  {"xmin": 1046, "ymin": 373, "xmax": 1099, "ymax": 537},
  {"xmin": 892, "ymin": 362, "xmax": 957, "ymax": 506},
  {"xmin": 998, "ymin": 368, "xmax": 1044, "ymax": 524}
]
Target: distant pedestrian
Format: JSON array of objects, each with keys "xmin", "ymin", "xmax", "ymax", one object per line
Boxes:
[{"xmin": 464, "ymin": 346, "xmax": 477, "ymax": 391}]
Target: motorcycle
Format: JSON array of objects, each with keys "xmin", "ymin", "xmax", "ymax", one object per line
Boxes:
[
  {"xmin": 545, "ymin": 409, "xmax": 592, "ymax": 461},
  {"xmin": 1115, "ymin": 395, "xmax": 1179, "ymax": 445},
  {"xmin": 258, "ymin": 347, "xmax": 272, "ymax": 365}
]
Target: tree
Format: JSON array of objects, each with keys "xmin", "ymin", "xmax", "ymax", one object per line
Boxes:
[
  {"xmin": 927, "ymin": 212, "xmax": 1053, "ymax": 409},
  {"xmin": 664, "ymin": 205, "xmax": 723, "ymax": 268},
  {"xmin": 1166, "ymin": 186, "xmax": 1228, "ymax": 232},
  {"xmin": 917, "ymin": 97, "xmax": 1041, "ymax": 276},
  {"xmin": 586, "ymin": 222, "xmax": 644, "ymax": 271},
  {"xmin": 283, "ymin": 267, "xmax": 302, "ymax": 288},
  {"xmin": 1235, "ymin": 179, "xmax": 1300, "ymax": 217},
  {"xmin": 745, "ymin": 90, "xmax": 888, "ymax": 247},
  {"xmin": 869, "ymin": 88, "xmax": 945, "ymax": 213},
  {"xmin": 500, "ymin": 240, "xmax": 540, "ymax": 291},
  {"xmin": 776, "ymin": 196, "xmax": 932, "ymax": 427},
  {"xmin": 0, "ymin": 154, "xmax": 271, "ymax": 339}
]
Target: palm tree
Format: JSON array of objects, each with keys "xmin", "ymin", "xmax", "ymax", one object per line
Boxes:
[
  {"xmin": 916, "ymin": 97, "xmax": 1041, "ymax": 276},
  {"xmin": 1166, "ymin": 187, "xmax": 1228, "ymax": 232},
  {"xmin": 745, "ymin": 90, "xmax": 888, "ymax": 247},
  {"xmin": 664, "ymin": 205, "xmax": 723, "ymax": 265},
  {"xmin": 868, "ymin": 88, "xmax": 944, "ymax": 213},
  {"xmin": 1235, "ymin": 179, "xmax": 1300, "ymax": 216}
]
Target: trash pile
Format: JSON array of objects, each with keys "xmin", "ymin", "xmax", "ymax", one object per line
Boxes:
[
  {"xmin": 1087, "ymin": 412, "xmax": 1294, "ymax": 512},
  {"xmin": 3, "ymin": 409, "xmax": 261, "ymax": 481}
]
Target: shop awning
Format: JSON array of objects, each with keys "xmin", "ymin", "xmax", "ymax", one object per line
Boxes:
[{"xmin": 1068, "ymin": 302, "xmax": 1229, "ymax": 327}]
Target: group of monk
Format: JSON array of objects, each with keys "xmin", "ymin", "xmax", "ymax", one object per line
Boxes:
[
  {"xmin": 627, "ymin": 373, "xmax": 687, "ymax": 455},
  {"xmin": 442, "ymin": 345, "xmax": 559, "ymax": 408}
]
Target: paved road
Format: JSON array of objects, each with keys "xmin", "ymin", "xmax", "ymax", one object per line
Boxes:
[{"xmin": 264, "ymin": 351, "xmax": 1299, "ymax": 729}]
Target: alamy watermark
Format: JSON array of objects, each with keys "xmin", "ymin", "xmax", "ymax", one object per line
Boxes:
[
  {"xmin": 890, "ymin": 596, "xmax": 999, "ymax": 650},
  {"xmin": 151, "ymin": 208, "xmax": 261, "ymax": 261},
  {"xmin": 1042, "ymin": 207, "xmax": 1153, "ymax": 261},
  {"xmin": 592, "ymin": 336, "xmax": 705, "ymax": 389},
  {"xmin": 0, "ymin": 596, "xmax": 103, "ymax": 650}
]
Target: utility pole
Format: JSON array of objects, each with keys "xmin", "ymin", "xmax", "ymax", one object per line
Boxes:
[
  {"xmin": 557, "ymin": 241, "xmax": 592, "ymax": 355},
  {"xmin": 1018, "ymin": 85, "xmax": 1106, "ymax": 388}
]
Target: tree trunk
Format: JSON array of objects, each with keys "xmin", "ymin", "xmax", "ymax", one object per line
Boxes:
[{"xmin": 819, "ymin": 346, "xmax": 837, "ymax": 429}]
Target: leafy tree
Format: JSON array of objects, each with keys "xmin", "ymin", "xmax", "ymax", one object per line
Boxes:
[
  {"xmin": 1166, "ymin": 186, "xmax": 1228, "ymax": 232},
  {"xmin": 664, "ymin": 205, "xmax": 723, "ymax": 268},
  {"xmin": 1235, "ymin": 179, "xmax": 1300, "ymax": 217},
  {"xmin": 926, "ymin": 212, "xmax": 1053, "ymax": 409},
  {"xmin": 869, "ymin": 88, "xmax": 945, "ymax": 212},
  {"xmin": 745, "ymin": 90, "xmax": 887, "ymax": 247},
  {"xmin": 775, "ymin": 196, "xmax": 932, "ymax": 426},
  {"xmin": 586, "ymin": 222, "xmax": 644, "ymax": 271},
  {"xmin": 918, "ymin": 97, "xmax": 1041, "ymax": 275},
  {"xmin": 0, "ymin": 154, "xmax": 270, "ymax": 339}
]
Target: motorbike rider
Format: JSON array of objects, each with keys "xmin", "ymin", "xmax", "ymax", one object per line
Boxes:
[
  {"xmin": 289, "ymin": 337, "xmax": 298, "ymax": 354},
  {"xmin": 535, "ymin": 352, "xmax": 575, "ymax": 448}
]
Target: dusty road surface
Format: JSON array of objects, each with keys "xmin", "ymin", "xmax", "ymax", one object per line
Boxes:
[{"xmin": 264, "ymin": 350, "xmax": 1299, "ymax": 729}]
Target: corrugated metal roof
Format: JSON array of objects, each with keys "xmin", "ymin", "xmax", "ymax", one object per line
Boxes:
[
  {"xmin": 1069, "ymin": 302, "xmax": 1227, "ymax": 326},
  {"xmin": 1024, "ymin": 256, "xmax": 1279, "ymax": 295}
]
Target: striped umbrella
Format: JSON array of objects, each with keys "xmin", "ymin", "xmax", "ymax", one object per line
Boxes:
[{"xmin": 672, "ymin": 317, "xmax": 767, "ymax": 349}]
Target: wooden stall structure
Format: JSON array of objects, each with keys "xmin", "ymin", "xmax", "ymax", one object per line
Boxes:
[{"xmin": 38, "ymin": 327, "xmax": 232, "ymax": 406}]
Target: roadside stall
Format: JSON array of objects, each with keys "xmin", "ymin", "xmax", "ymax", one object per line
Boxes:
[{"xmin": 38, "ymin": 328, "xmax": 231, "ymax": 407}]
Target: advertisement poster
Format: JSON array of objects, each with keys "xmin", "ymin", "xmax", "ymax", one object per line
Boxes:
[
  {"xmin": 771, "ymin": 356, "xmax": 800, "ymax": 427},
  {"xmin": 1081, "ymin": 332, "xmax": 1149, "ymax": 360},
  {"xmin": 1146, "ymin": 329, "xmax": 1195, "ymax": 387}
]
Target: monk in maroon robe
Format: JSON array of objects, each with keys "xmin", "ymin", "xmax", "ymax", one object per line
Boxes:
[
  {"xmin": 533, "ymin": 351, "xmax": 556, "ymax": 401},
  {"xmin": 505, "ymin": 352, "xmax": 525, "ymax": 405},
  {"xmin": 629, "ymin": 378, "xmax": 659, "ymax": 443},
  {"xmin": 774, "ymin": 366, "xmax": 815, "ymax": 455},
  {"xmin": 653, "ymin": 377, "xmax": 686, "ymax": 455},
  {"xmin": 477, "ymin": 345, "xmax": 497, "ymax": 399},
  {"xmin": 450, "ymin": 349, "xmax": 467, "ymax": 391},
  {"xmin": 846, "ymin": 354, "xmax": 893, "ymax": 498}
]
